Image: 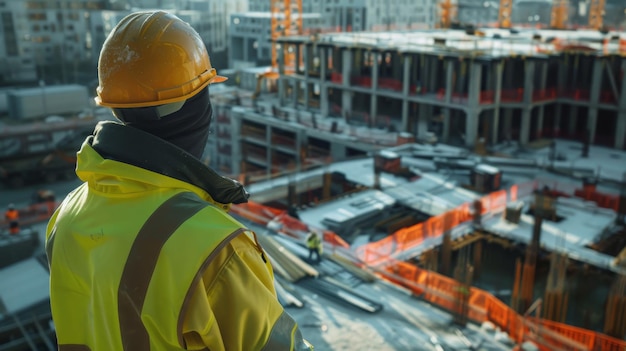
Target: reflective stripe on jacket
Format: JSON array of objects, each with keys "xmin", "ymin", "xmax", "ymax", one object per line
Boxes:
[{"xmin": 46, "ymin": 122, "xmax": 312, "ymax": 351}]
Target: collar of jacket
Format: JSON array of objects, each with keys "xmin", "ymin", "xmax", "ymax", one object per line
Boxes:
[{"xmin": 89, "ymin": 121, "xmax": 249, "ymax": 205}]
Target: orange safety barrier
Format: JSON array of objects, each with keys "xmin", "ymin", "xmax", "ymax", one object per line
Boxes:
[
  {"xmin": 375, "ymin": 258, "xmax": 626, "ymax": 351},
  {"xmin": 488, "ymin": 190, "xmax": 508, "ymax": 213},
  {"xmin": 393, "ymin": 223, "xmax": 424, "ymax": 251},
  {"xmin": 233, "ymin": 188, "xmax": 626, "ymax": 350},
  {"xmin": 322, "ymin": 230, "xmax": 350, "ymax": 249},
  {"xmin": 574, "ymin": 189, "xmax": 621, "ymax": 212},
  {"xmin": 510, "ymin": 184, "xmax": 519, "ymax": 202}
]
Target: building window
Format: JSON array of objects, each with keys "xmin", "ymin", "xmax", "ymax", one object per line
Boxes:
[{"xmin": 28, "ymin": 13, "xmax": 46, "ymax": 20}]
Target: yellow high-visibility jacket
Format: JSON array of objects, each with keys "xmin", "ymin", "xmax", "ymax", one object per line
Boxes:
[
  {"xmin": 45, "ymin": 121, "xmax": 312, "ymax": 351},
  {"xmin": 306, "ymin": 233, "xmax": 321, "ymax": 250}
]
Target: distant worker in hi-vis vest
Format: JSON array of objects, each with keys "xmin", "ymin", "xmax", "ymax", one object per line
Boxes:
[
  {"xmin": 45, "ymin": 11, "xmax": 313, "ymax": 351},
  {"xmin": 306, "ymin": 230, "xmax": 323, "ymax": 263},
  {"xmin": 5, "ymin": 203, "xmax": 19, "ymax": 235}
]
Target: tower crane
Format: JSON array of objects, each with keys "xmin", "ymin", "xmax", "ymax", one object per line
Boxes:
[
  {"xmin": 270, "ymin": 0, "xmax": 303, "ymax": 72},
  {"xmin": 550, "ymin": 0, "xmax": 569, "ymax": 29},
  {"xmin": 438, "ymin": 0, "xmax": 457, "ymax": 29},
  {"xmin": 588, "ymin": 0, "xmax": 605, "ymax": 30},
  {"xmin": 498, "ymin": 0, "xmax": 513, "ymax": 28}
]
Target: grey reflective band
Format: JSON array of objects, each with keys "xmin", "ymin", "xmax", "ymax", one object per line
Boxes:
[
  {"xmin": 46, "ymin": 227, "xmax": 56, "ymax": 268},
  {"xmin": 260, "ymin": 311, "xmax": 310, "ymax": 351},
  {"xmin": 59, "ymin": 345, "xmax": 91, "ymax": 351},
  {"xmin": 118, "ymin": 192, "xmax": 208, "ymax": 351}
]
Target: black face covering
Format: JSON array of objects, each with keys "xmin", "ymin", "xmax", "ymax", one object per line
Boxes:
[{"xmin": 113, "ymin": 87, "xmax": 212, "ymax": 159}]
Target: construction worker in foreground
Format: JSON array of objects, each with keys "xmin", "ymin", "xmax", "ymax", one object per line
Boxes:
[
  {"xmin": 4, "ymin": 204, "xmax": 19, "ymax": 235},
  {"xmin": 45, "ymin": 11, "xmax": 312, "ymax": 351},
  {"xmin": 306, "ymin": 230, "xmax": 323, "ymax": 263}
]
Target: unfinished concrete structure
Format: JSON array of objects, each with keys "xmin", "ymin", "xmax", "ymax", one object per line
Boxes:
[{"xmin": 274, "ymin": 28, "xmax": 626, "ymax": 149}]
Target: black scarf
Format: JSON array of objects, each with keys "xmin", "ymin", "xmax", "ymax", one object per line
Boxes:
[{"xmin": 113, "ymin": 87, "xmax": 212, "ymax": 159}]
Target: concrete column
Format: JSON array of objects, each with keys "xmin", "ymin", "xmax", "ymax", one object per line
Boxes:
[
  {"xmin": 520, "ymin": 60, "xmax": 535, "ymax": 145},
  {"xmin": 292, "ymin": 78, "xmax": 298, "ymax": 107},
  {"xmin": 522, "ymin": 60, "xmax": 535, "ymax": 102},
  {"xmin": 616, "ymin": 112, "xmax": 626, "ymax": 149},
  {"xmin": 342, "ymin": 49, "xmax": 352, "ymax": 85},
  {"xmin": 420, "ymin": 54, "xmax": 428, "ymax": 93},
  {"xmin": 303, "ymin": 45, "xmax": 310, "ymax": 108},
  {"xmin": 372, "ymin": 50, "xmax": 380, "ymax": 89},
  {"xmin": 401, "ymin": 55, "xmax": 411, "ymax": 131},
  {"xmin": 319, "ymin": 48, "xmax": 328, "ymax": 117},
  {"xmin": 295, "ymin": 44, "xmax": 301, "ymax": 74},
  {"xmin": 557, "ymin": 55, "xmax": 567, "ymax": 95},
  {"xmin": 468, "ymin": 62, "xmax": 482, "ymax": 104},
  {"xmin": 568, "ymin": 106, "xmax": 579, "ymax": 136},
  {"xmin": 231, "ymin": 112, "xmax": 242, "ymax": 175},
  {"xmin": 278, "ymin": 41, "xmax": 287, "ymax": 107},
  {"xmin": 418, "ymin": 103, "xmax": 429, "ymax": 138},
  {"xmin": 554, "ymin": 105, "xmax": 562, "ymax": 137},
  {"xmin": 536, "ymin": 61, "xmax": 548, "ymax": 138},
  {"xmin": 443, "ymin": 60, "xmax": 454, "ymax": 142},
  {"xmin": 466, "ymin": 109, "xmax": 480, "ymax": 148},
  {"xmin": 615, "ymin": 59, "xmax": 626, "ymax": 149},
  {"xmin": 243, "ymin": 38, "xmax": 249, "ymax": 63},
  {"xmin": 503, "ymin": 108, "xmax": 513, "ymax": 142},
  {"xmin": 305, "ymin": 44, "xmax": 313, "ymax": 74},
  {"xmin": 370, "ymin": 94, "xmax": 378, "ymax": 126},
  {"xmin": 554, "ymin": 56, "xmax": 568, "ymax": 138},
  {"xmin": 369, "ymin": 51, "xmax": 380, "ymax": 126},
  {"xmin": 492, "ymin": 61, "xmax": 503, "ymax": 144},
  {"xmin": 465, "ymin": 109, "xmax": 480, "ymax": 150},
  {"xmin": 342, "ymin": 49, "xmax": 353, "ymax": 121},
  {"xmin": 442, "ymin": 111, "xmax": 451, "ymax": 142},
  {"xmin": 445, "ymin": 60, "xmax": 454, "ymax": 104},
  {"xmin": 587, "ymin": 58, "xmax": 604, "ymax": 144},
  {"xmin": 520, "ymin": 108, "xmax": 532, "ymax": 146},
  {"xmin": 430, "ymin": 56, "xmax": 439, "ymax": 96},
  {"xmin": 466, "ymin": 62, "xmax": 482, "ymax": 147}
]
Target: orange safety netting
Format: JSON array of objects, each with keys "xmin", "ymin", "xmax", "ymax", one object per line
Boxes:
[
  {"xmin": 354, "ymin": 181, "xmax": 626, "ymax": 351},
  {"xmin": 372, "ymin": 257, "xmax": 626, "ymax": 351}
]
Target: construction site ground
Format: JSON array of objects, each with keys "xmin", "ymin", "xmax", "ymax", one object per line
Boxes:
[{"xmin": 2, "ymin": 138, "xmax": 626, "ymax": 349}]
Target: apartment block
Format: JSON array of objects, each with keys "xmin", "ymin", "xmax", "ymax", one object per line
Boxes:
[{"xmin": 0, "ymin": 0, "xmax": 237, "ymax": 86}]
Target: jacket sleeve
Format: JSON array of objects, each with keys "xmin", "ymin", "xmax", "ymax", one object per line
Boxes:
[{"xmin": 182, "ymin": 231, "xmax": 313, "ymax": 351}]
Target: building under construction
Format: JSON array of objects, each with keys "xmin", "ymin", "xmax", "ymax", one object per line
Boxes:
[
  {"xmin": 211, "ymin": 27, "xmax": 626, "ymax": 178},
  {"xmin": 229, "ymin": 138, "xmax": 626, "ymax": 350},
  {"xmin": 203, "ymin": 26, "xmax": 626, "ymax": 350}
]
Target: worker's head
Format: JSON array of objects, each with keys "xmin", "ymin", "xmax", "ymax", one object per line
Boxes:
[
  {"xmin": 8, "ymin": 204, "xmax": 14, "ymax": 210},
  {"xmin": 95, "ymin": 11, "xmax": 227, "ymax": 159}
]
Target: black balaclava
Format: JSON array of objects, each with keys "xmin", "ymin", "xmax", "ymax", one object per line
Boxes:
[{"xmin": 112, "ymin": 86, "xmax": 212, "ymax": 159}]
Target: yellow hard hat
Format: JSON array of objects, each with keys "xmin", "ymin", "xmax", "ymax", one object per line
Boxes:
[{"xmin": 95, "ymin": 11, "xmax": 227, "ymax": 108}]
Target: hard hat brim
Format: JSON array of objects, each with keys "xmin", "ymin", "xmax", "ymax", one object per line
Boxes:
[{"xmin": 210, "ymin": 75, "xmax": 228, "ymax": 84}]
